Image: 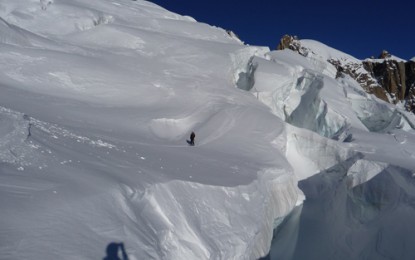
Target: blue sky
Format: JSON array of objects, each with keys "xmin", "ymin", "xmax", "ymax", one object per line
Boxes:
[{"xmin": 149, "ymin": 0, "xmax": 414, "ymax": 60}]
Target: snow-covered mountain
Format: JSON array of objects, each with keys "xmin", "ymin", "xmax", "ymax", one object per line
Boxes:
[
  {"xmin": 278, "ymin": 35, "xmax": 415, "ymax": 113},
  {"xmin": 0, "ymin": 1, "xmax": 414, "ymax": 260}
]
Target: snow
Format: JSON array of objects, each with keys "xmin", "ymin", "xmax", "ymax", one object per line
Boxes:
[
  {"xmin": 269, "ymin": 162, "xmax": 415, "ymax": 260},
  {"xmin": 299, "ymin": 39, "xmax": 359, "ymax": 62},
  {"xmin": 296, "ymin": 39, "xmax": 359, "ymax": 77},
  {"xmin": 346, "ymin": 159, "xmax": 388, "ymax": 188},
  {"xmin": 0, "ymin": 1, "xmax": 415, "ymax": 260},
  {"xmin": 365, "ymin": 55, "xmax": 407, "ymax": 63}
]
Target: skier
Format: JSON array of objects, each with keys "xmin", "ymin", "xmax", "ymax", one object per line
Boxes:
[{"xmin": 190, "ymin": 131, "xmax": 195, "ymax": 146}]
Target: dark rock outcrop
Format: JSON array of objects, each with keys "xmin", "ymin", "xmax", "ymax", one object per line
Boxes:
[
  {"xmin": 379, "ymin": 50, "xmax": 392, "ymax": 59},
  {"xmin": 405, "ymin": 61, "xmax": 415, "ymax": 112},
  {"xmin": 363, "ymin": 58, "xmax": 407, "ymax": 101}
]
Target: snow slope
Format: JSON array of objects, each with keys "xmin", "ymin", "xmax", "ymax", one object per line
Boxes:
[
  {"xmin": 0, "ymin": 1, "xmax": 415, "ymax": 260},
  {"xmin": 0, "ymin": 1, "xmax": 299, "ymax": 259}
]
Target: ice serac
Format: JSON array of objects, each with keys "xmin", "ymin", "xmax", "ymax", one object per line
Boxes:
[
  {"xmin": 246, "ymin": 49, "xmax": 361, "ymax": 141},
  {"xmin": 230, "ymin": 46, "xmax": 269, "ymax": 91}
]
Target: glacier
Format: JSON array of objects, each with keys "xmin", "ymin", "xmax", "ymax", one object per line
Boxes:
[{"xmin": 0, "ymin": 1, "xmax": 415, "ymax": 260}]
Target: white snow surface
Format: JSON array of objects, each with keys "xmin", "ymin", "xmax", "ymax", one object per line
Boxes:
[
  {"xmin": 365, "ymin": 55, "xmax": 407, "ymax": 63},
  {"xmin": 0, "ymin": 1, "xmax": 415, "ymax": 260},
  {"xmin": 298, "ymin": 39, "xmax": 360, "ymax": 63}
]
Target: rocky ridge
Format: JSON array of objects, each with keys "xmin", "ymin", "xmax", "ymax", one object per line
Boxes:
[{"xmin": 277, "ymin": 35, "xmax": 415, "ymax": 113}]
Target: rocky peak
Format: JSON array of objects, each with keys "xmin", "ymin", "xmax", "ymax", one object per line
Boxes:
[
  {"xmin": 277, "ymin": 34, "xmax": 299, "ymax": 51},
  {"xmin": 379, "ymin": 50, "xmax": 392, "ymax": 59},
  {"xmin": 277, "ymin": 34, "xmax": 312, "ymax": 57}
]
